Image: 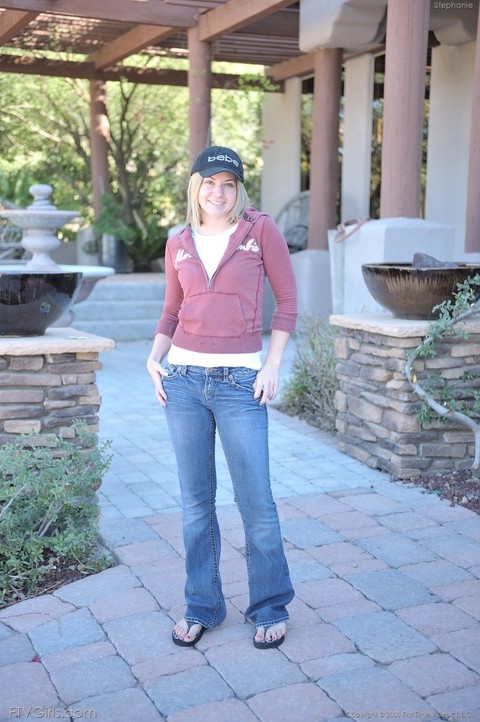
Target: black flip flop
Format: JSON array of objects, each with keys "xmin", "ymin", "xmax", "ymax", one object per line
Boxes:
[
  {"xmin": 172, "ymin": 621, "xmax": 206, "ymax": 647},
  {"xmin": 253, "ymin": 632, "xmax": 285, "ymax": 650}
]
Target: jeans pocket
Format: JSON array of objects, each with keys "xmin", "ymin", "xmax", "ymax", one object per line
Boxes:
[
  {"xmin": 164, "ymin": 362, "xmax": 181, "ymax": 380},
  {"xmin": 228, "ymin": 367, "xmax": 257, "ymax": 393}
]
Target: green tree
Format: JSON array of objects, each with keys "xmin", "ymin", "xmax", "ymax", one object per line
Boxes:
[{"xmin": 0, "ymin": 62, "xmax": 266, "ymax": 265}]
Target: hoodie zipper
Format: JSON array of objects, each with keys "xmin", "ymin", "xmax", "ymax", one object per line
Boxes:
[{"xmin": 205, "ymin": 223, "xmax": 254, "ymax": 289}]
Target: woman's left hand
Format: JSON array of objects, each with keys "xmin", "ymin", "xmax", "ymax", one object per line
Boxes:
[{"xmin": 253, "ymin": 364, "xmax": 280, "ymax": 405}]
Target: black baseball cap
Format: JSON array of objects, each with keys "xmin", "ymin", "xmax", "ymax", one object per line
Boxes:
[{"xmin": 190, "ymin": 145, "xmax": 244, "ymax": 183}]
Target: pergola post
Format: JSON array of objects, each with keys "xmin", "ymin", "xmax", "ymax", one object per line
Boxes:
[
  {"xmin": 465, "ymin": 6, "xmax": 480, "ymax": 252},
  {"xmin": 89, "ymin": 80, "xmax": 110, "ymax": 217},
  {"xmin": 188, "ymin": 27, "xmax": 212, "ymax": 167},
  {"xmin": 307, "ymin": 47, "xmax": 342, "ymax": 250},
  {"xmin": 380, "ymin": 0, "xmax": 430, "ymax": 218}
]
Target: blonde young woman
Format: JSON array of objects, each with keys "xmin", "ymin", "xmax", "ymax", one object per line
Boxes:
[{"xmin": 147, "ymin": 146, "xmax": 297, "ymax": 649}]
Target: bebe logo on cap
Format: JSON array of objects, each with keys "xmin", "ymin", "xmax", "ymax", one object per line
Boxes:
[
  {"xmin": 207, "ymin": 154, "xmax": 240, "ymax": 168},
  {"xmin": 191, "ymin": 145, "xmax": 244, "ymax": 182}
]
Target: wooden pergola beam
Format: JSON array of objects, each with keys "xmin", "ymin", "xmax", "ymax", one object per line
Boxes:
[
  {"xmin": 268, "ymin": 52, "xmax": 315, "ymax": 81},
  {"xmin": 0, "ymin": 8, "xmax": 36, "ymax": 43},
  {"xmin": 0, "ymin": 53, "xmax": 282, "ymax": 89},
  {"xmin": 0, "ymin": 0, "xmax": 196, "ymax": 27},
  {"xmin": 198, "ymin": 0, "xmax": 297, "ymax": 41},
  {"xmin": 89, "ymin": 24, "xmax": 175, "ymax": 69}
]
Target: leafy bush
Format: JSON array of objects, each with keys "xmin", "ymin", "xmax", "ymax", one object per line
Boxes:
[
  {"xmin": 0, "ymin": 423, "xmax": 113, "ymax": 607},
  {"xmin": 280, "ymin": 316, "xmax": 339, "ymax": 431}
]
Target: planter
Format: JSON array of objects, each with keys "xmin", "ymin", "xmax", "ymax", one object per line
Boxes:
[
  {"xmin": 99, "ymin": 234, "xmax": 133, "ymax": 274},
  {"xmin": 362, "ymin": 262, "xmax": 480, "ymax": 320}
]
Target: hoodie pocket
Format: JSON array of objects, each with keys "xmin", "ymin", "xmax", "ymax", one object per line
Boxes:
[{"xmin": 178, "ymin": 292, "xmax": 246, "ymax": 338}]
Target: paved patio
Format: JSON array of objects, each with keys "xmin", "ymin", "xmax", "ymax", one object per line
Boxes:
[{"xmin": 0, "ymin": 338, "xmax": 479, "ymax": 722}]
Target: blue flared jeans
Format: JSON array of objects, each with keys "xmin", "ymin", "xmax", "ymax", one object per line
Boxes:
[{"xmin": 162, "ymin": 364, "xmax": 294, "ymax": 630}]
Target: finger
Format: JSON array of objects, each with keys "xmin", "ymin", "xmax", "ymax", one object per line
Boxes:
[{"xmin": 156, "ymin": 385, "xmax": 167, "ymax": 407}]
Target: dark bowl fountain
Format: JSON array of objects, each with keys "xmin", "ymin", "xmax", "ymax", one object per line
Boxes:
[
  {"xmin": 0, "ymin": 271, "xmax": 83, "ymax": 336},
  {"xmin": 361, "ymin": 261, "xmax": 480, "ymax": 320}
]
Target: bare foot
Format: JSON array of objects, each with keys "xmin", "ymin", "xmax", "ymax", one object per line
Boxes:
[
  {"xmin": 172, "ymin": 618, "xmax": 204, "ymax": 646},
  {"xmin": 254, "ymin": 621, "xmax": 286, "ymax": 648}
]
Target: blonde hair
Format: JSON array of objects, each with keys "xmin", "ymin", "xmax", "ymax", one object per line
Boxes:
[{"xmin": 186, "ymin": 172, "xmax": 250, "ymax": 230}]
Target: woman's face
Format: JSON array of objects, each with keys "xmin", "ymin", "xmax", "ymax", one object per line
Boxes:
[{"xmin": 198, "ymin": 172, "xmax": 237, "ymax": 222}]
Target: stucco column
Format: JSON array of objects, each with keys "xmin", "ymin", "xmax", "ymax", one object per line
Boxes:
[
  {"xmin": 465, "ymin": 8, "xmax": 480, "ymax": 252},
  {"xmin": 380, "ymin": 0, "xmax": 429, "ymax": 218},
  {"xmin": 341, "ymin": 54, "xmax": 374, "ymax": 221},
  {"xmin": 89, "ymin": 80, "xmax": 110, "ymax": 217},
  {"xmin": 261, "ymin": 77, "xmax": 302, "ymax": 217},
  {"xmin": 308, "ymin": 48, "xmax": 342, "ymax": 250},
  {"xmin": 188, "ymin": 27, "xmax": 211, "ymax": 167}
]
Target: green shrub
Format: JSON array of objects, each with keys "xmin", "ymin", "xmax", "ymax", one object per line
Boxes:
[
  {"xmin": 280, "ymin": 316, "xmax": 339, "ymax": 432},
  {"xmin": 0, "ymin": 423, "xmax": 113, "ymax": 607}
]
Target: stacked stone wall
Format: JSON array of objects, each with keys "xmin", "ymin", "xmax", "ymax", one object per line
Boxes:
[
  {"xmin": 332, "ymin": 318, "xmax": 480, "ymax": 479},
  {"xmin": 0, "ymin": 351, "xmax": 102, "ymax": 443},
  {"xmin": 0, "ymin": 329, "xmax": 114, "ymax": 445}
]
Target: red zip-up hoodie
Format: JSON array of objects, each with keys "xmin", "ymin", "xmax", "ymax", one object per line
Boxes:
[{"xmin": 154, "ymin": 207, "xmax": 297, "ymax": 353}]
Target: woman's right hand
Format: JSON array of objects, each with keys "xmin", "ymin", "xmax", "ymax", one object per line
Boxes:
[
  {"xmin": 147, "ymin": 357, "xmax": 169, "ymax": 407},
  {"xmin": 147, "ymin": 333, "xmax": 172, "ymax": 407}
]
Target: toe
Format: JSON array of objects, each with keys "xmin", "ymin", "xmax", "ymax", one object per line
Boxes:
[
  {"xmin": 173, "ymin": 619, "xmax": 188, "ymax": 640},
  {"xmin": 265, "ymin": 622, "xmax": 286, "ymax": 643},
  {"xmin": 184, "ymin": 623, "xmax": 202, "ymax": 642},
  {"xmin": 254, "ymin": 626, "xmax": 265, "ymax": 643}
]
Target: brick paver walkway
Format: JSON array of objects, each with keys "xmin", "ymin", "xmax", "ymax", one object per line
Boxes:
[{"xmin": 0, "ymin": 340, "xmax": 479, "ymax": 722}]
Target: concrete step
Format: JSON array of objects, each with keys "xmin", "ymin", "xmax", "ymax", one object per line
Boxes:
[
  {"xmin": 73, "ymin": 299, "xmax": 163, "ymax": 321},
  {"xmin": 72, "ymin": 273, "xmax": 165, "ymax": 340},
  {"xmin": 73, "ymin": 318, "xmax": 158, "ymax": 341}
]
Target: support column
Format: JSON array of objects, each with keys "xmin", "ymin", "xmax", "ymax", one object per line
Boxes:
[
  {"xmin": 261, "ymin": 77, "xmax": 302, "ymax": 217},
  {"xmin": 188, "ymin": 27, "xmax": 212, "ymax": 167},
  {"xmin": 341, "ymin": 54, "xmax": 374, "ymax": 222},
  {"xmin": 380, "ymin": 0, "xmax": 429, "ymax": 218},
  {"xmin": 89, "ymin": 80, "xmax": 110, "ymax": 217},
  {"xmin": 465, "ymin": 8, "xmax": 480, "ymax": 252},
  {"xmin": 308, "ymin": 48, "xmax": 342, "ymax": 250}
]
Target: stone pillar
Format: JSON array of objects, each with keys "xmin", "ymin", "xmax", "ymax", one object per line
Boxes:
[
  {"xmin": 188, "ymin": 27, "xmax": 212, "ymax": 167},
  {"xmin": 89, "ymin": 80, "xmax": 110, "ymax": 217},
  {"xmin": 465, "ymin": 8, "xmax": 480, "ymax": 252},
  {"xmin": 341, "ymin": 54, "xmax": 374, "ymax": 222},
  {"xmin": 380, "ymin": 0, "xmax": 430, "ymax": 218},
  {"xmin": 0, "ymin": 329, "xmax": 114, "ymax": 443},
  {"xmin": 308, "ymin": 47, "xmax": 343, "ymax": 250},
  {"xmin": 331, "ymin": 314, "xmax": 480, "ymax": 479}
]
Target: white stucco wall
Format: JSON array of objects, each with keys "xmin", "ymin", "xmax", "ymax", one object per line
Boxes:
[
  {"xmin": 425, "ymin": 41, "xmax": 476, "ymax": 259},
  {"xmin": 260, "ymin": 77, "xmax": 302, "ymax": 219}
]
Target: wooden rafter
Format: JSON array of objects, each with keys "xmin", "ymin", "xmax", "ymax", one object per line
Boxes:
[
  {"xmin": 89, "ymin": 25, "xmax": 176, "ymax": 69},
  {"xmin": 0, "ymin": 8, "xmax": 36, "ymax": 43},
  {"xmin": 198, "ymin": 0, "xmax": 297, "ymax": 41},
  {"xmin": 0, "ymin": 0, "xmax": 196, "ymax": 27},
  {"xmin": 268, "ymin": 52, "xmax": 314, "ymax": 82},
  {"xmin": 0, "ymin": 52, "xmax": 282, "ymax": 89}
]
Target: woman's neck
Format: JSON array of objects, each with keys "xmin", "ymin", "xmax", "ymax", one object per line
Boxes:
[{"xmin": 197, "ymin": 218, "xmax": 235, "ymax": 236}]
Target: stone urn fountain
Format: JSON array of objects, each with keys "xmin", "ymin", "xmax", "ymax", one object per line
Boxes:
[{"xmin": 0, "ymin": 184, "xmax": 114, "ymax": 335}]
